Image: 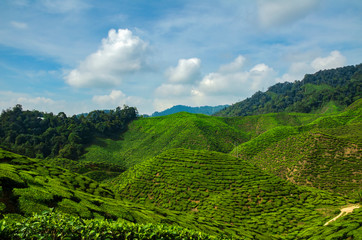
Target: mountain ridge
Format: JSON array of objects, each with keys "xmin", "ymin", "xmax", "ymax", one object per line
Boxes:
[{"xmin": 215, "ymin": 64, "xmax": 362, "ymax": 117}]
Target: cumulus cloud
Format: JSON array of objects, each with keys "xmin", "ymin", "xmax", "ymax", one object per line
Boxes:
[
  {"xmin": 277, "ymin": 50, "xmax": 347, "ymax": 82},
  {"xmin": 92, "ymin": 90, "xmax": 126, "ymax": 105},
  {"xmin": 311, "ymin": 50, "xmax": 346, "ymax": 71},
  {"xmin": 0, "ymin": 91, "xmax": 66, "ymax": 114},
  {"xmin": 65, "ymin": 29, "xmax": 149, "ymax": 88},
  {"xmin": 199, "ymin": 62, "xmax": 276, "ymax": 95},
  {"xmin": 166, "ymin": 58, "xmax": 201, "ymax": 83},
  {"xmin": 92, "ymin": 90, "xmax": 147, "ymax": 112},
  {"xmin": 154, "ymin": 57, "xmax": 202, "ymax": 103},
  {"xmin": 154, "ymin": 55, "xmax": 277, "ymax": 111},
  {"xmin": 219, "ymin": 55, "xmax": 246, "ymax": 73},
  {"xmin": 257, "ymin": 0, "xmax": 319, "ymax": 27}
]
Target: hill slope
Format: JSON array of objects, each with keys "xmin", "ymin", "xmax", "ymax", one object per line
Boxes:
[
  {"xmin": 81, "ymin": 112, "xmax": 250, "ymax": 168},
  {"xmin": 0, "ymin": 148, "xmax": 275, "ymax": 239},
  {"xmin": 215, "ymin": 64, "xmax": 362, "ymax": 117},
  {"xmin": 232, "ymin": 99, "xmax": 362, "ymax": 197},
  {"xmin": 112, "ymin": 148, "xmax": 350, "ymax": 238},
  {"xmin": 0, "ymin": 148, "xmax": 193, "ymax": 225},
  {"xmin": 82, "ymin": 111, "xmax": 322, "ymax": 169}
]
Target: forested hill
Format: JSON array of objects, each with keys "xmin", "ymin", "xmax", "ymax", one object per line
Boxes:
[
  {"xmin": 214, "ymin": 64, "xmax": 362, "ymax": 117},
  {"xmin": 0, "ymin": 105, "xmax": 138, "ymax": 160},
  {"xmin": 151, "ymin": 104, "xmax": 229, "ymax": 117}
]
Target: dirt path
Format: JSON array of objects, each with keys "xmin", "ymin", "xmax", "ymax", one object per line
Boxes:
[{"xmin": 324, "ymin": 204, "xmax": 360, "ymax": 226}]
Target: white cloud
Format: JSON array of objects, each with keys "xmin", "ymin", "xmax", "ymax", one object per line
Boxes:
[
  {"xmin": 277, "ymin": 50, "xmax": 347, "ymax": 82},
  {"xmin": 92, "ymin": 90, "xmax": 147, "ymax": 113},
  {"xmin": 92, "ymin": 90, "xmax": 126, "ymax": 105},
  {"xmin": 154, "ymin": 57, "xmax": 202, "ymax": 106},
  {"xmin": 311, "ymin": 50, "xmax": 347, "ymax": 71},
  {"xmin": 10, "ymin": 21, "xmax": 28, "ymax": 29},
  {"xmin": 17, "ymin": 96, "xmax": 55, "ymax": 105},
  {"xmin": 257, "ymin": 0, "xmax": 319, "ymax": 27},
  {"xmin": 65, "ymin": 29, "xmax": 149, "ymax": 88},
  {"xmin": 199, "ymin": 62, "xmax": 276, "ymax": 95},
  {"xmin": 219, "ymin": 55, "xmax": 245, "ymax": 73},
  {"xmin": 154, "ymin": 55, "xmax": 277, "ymax": 111},
  {"xmin": 166, "ymin": 58, "xmax": 201, "ymax": 83},
  {"xmin": 0, "ymin": 91, "xmax": 65, "ymax": 114},
  {"xmin": 249, "ymin": 64, "xmax": 277, "ymax": 90}
]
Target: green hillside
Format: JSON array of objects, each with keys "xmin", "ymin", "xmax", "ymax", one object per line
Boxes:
[
  {"xmin": 232, "ymin": 99, "xmax": 362, "ymax": 197},
  {"xmin": 0, "ymin": 148, "xmax": 274, "ymax": 239},
  {"xmin": 81, "ymin": 112, "xmax": 250, "ymax": 168},
  {"xmin": 1, "ymin": 67, "xmax": 361, "ymax": 239},
  {"xmin": 215, "ymin": 64, "xmax": 362, "ymax": 117},
  {"xmin": 296, "ymin": 206, "xmax": 362, "ymax": 239},
  {"xmin": 112, "ymin": 148, "xmax": 351, "ymax": 238},
  {"xmin": 0, "ymin": 148, "xmax": 214, "ymax": 228},
  {"xmin": 82, "ymin": 111, "xmax": 322, "ymax": 170}
]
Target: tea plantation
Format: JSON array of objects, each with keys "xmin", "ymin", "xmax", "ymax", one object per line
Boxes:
[
  {"xmin": 81, "ymin": 111, "xmax": 320, "ymax": 170},
  {"xmin": 0, "ymin": 98, "xmax": 361, "ymax": 238},
  {"xmin": 233, "ymin": 99, "xmax": 362, "ymax": 197},
  {"xmin": 113, "ymin": 148, "xmax": 353, "ymax": 239},
  {"xmin": 0, "ymin": 148, "xmax": 270, "ymax": 239}
]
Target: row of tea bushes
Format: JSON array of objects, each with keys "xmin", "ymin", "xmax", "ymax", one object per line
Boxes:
[
  {"xmin": 0, "ymin": 210, "xmax": 217, "ymax": 240},
  {"xmin": 113, "ymin": 148, "xmax": 349, "ymax": 238}
]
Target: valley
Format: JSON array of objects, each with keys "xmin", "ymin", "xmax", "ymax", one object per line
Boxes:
[{"xmin": 0, "ymin": 65, "xmax": 361, "ymax": 239}]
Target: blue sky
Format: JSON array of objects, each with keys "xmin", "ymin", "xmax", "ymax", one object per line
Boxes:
[{"xmin": 0, "ymin": 0, "xmax": 361, "ymax": 115}]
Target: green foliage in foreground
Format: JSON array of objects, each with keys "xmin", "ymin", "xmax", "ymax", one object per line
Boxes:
[
  {"xmin": 0, "ymin": 210, "xmax": 217, "ymax": 240},
  {"xmin": 0, "ymin": 148, "xmax": 161, "ymax": 223},
  {"xmin": 0, "ymin": 148, "xmax": 273, "ymax": 239}
]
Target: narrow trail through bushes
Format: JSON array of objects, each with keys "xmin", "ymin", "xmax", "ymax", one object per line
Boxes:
[{"xmin": 324, "ymin": 204, "xmax": 360, "ymax": 226}]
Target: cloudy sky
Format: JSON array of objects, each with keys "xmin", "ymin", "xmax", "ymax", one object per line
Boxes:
[{"xmin": 0, "ymin": 0, "xmax": 361, "ymax": 115}]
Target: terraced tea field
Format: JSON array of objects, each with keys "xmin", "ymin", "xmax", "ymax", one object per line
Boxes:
[
  {"xmin": 82, "ymin": 111, "xmax": 321, "ymax": 170},
  {"xmin": 0, "ymin": 148, "xmax": 179, "ymax": 224},
  {"xmin": 232, "ymin": 99, "xmax": 362, "ymax": 197},
  {"xmin": 113, "ymin": 148, "xmax": 351, "ymax": 238}
]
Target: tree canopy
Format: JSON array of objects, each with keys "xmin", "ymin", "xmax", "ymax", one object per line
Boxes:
[
  {"xmin": 0, "ymin": 105, "xmax": 138, "ymax": 160},
  {"xmin": 215, "ymin": 64, "xmax": 362, "ymax": 117}
]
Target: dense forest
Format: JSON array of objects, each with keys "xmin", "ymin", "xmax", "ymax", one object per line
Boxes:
[
  {"xmin": 215, "ymin": 64, "xmax": 362, "ymax": 117},
  {"xmin": 0, "ymin": 105, "xmax": 138, "ymax": 160}
]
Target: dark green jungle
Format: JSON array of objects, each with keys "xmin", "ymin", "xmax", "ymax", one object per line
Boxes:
[{"xmin": 0, "ymin": 64, "xmax": 361, "ymax": 239}]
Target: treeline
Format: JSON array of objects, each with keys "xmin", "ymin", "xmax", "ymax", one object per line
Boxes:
[
  {"xmin": 215, "ymin": 64, "xmax": 362, "ymax": 117},
  {"xmin": 0, "ymin": 105, "xmax": 138, "ymax": 160},
  {"xmin": 151, "ymin": 104, "xmax": 230, "ymax": 117}
]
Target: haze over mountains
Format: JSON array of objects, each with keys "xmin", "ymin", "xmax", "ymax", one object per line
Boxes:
[
  {"xmin": 0, "ymin": 64, "xmax": 361, "ymax": 239},
  {"xmin": 151, "ymin": 105, "xmax": 229, "ymax": 117}
]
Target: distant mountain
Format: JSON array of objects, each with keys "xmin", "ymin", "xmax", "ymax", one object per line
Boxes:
[
  {"xmin": 151, "ymin": 104, "xmax": 229, "ymax": 117},
  {"xmin": 215, "ymin": 64, "xmax": 362, "ymax": 117}
]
